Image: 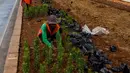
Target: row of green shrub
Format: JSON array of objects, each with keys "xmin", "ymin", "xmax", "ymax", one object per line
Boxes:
[
  {"xmin": 24, "ymin": 4, "xmax": 48, "ymax": 18},
  {"xmin": 22, "ymin": 41, "xmax": 30, "ymax": 73},
  {"xmin": 22, "ymin": 36, "xmax": 86, "ymax": 73}
]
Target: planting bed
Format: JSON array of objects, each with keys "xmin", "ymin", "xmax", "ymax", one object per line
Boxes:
[
  {"xmin": 18, "ymin": 0, "xmax": 87, "ymax": 73},
  {"xmin": 18, "ymin": 0, "xmax": 130, "ymax": 73}
]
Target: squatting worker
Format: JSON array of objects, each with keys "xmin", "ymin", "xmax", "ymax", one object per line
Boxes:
[{"xmin": 37, "ymin": 15, "xmax": 61, "ymax": 48}]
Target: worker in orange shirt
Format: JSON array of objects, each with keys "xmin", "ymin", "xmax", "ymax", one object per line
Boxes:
[{"xmin": 22, "ymin": 0, "xmax": 32, "ymax": 8}]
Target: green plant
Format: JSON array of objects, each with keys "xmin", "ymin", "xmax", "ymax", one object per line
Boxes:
[
  {"xmin": 48, "ymin": 47, "xmax": 53, "ymax": 64},
  {"xmin": 28, "ymin": 7, "xmax": 35, "ymax": 18},
  {"xmin": 75, "ymin": 52, "xmax": 85, "ymax": 73},
  {"xmin": 24, "ymin": 6, "xmax": 30, "ymax": 18},
  {"xmin": 44, "ymin": 46, "xmax": 53, "ymax": 65},
  {"xmin": 77, "ymin": 58, "xmax": 85, "ymax": 73},
  {"xmin": 24, "ymin": 4, "xmax": 49, "ymax": 18},
  {"xmin": 40, "ymin": 4, "xmax": 48, "ymax": 15},
  {"xmin": 33, "ymin": 38, "xmax": 40, "ymax": 71},
  {"xmin": 65, "ymin": 15, "xmax": 73, "ymax": 24},
  {"xmin": 88, "ymin": 69, "xmax": 93, "ymax": 73},
  {"xmin": 22, "ymin": 41, "xmax": 30, "ymax": 73},
  {"xmin": 70, "ymin": 47, "xmax": 85, "ymax": 73},
  {"xmin": 65, "ymin": 53, "xmax": 74, "ymax": 73},
  {"xmin": 34, "ymin": 6, "xmax": 40, "ymax": 17},
  {"xmin": 65, "ymin": 64, "xmax": 74, "ymax": 73},
  {"xmin": 56, "ymin": 32, "xmax": 64, "ymax": 67},
  {"xmin": 52, "ymin": 63, "xmax": 58, "ymax": 73},
  {"xmin": 40, "ymin": 63, "xmax": 46, "ymax": 73},
  {"xmin": 59, "ymin": 10, "xmax": 73, "ymax": 24},
  {"xmin": 71, "ymin": 47, "xmax": 78, "ymax": 60},
  {"xmin": 59, "ymin": 10, "xmax": 67, "ymax": 17},
  {"xmin": 42, "ymin": 45, "xmax": 48, "ymax": 58}
]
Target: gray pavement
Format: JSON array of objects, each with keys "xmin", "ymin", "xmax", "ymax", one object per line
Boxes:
[
  {"xmin": 0, "ymin": 0, "xmax": 20, "ymax": 73},
  {"xmin": 0, "ymin": 0, "xmax": 15, "ymax": 40}
]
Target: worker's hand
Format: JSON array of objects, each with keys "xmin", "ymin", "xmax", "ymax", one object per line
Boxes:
[{"xmin": 49, "ymin": 45, "xmax": 52, "ymax": 49}]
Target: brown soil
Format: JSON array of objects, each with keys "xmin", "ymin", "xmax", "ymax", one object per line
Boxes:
[{"xmin": 52, "ymin": 0, "xmax": 130, "ymax": 66}]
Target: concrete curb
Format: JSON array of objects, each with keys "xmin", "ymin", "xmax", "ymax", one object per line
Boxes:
[
  {"xmin": 3, "ymin": 1, "xmax": 22, "ymax": 73},
  {"xmin": 93, "ymin": 0, "xmax": 130, "ymax": 12}
]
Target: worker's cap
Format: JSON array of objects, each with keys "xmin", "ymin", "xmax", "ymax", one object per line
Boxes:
[{"xmin": 47, "ymin": 15, "xmax": 57, "ymax": 24}]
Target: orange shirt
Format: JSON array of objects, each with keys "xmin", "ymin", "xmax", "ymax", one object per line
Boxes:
[
  {"xmin": 46, "ymin": 24, "xmax": 60, "ymax": 36},
  {"xmin": 23, "ymin": 0, "xmax": 32, "ymax": 5}
]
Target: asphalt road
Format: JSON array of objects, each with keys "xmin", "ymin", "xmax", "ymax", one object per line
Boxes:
[
  {"xmin": 0, "ymin": 0, "xmax": 15, "ymax": 42},
  {"xmin": 0, "ymin": 0, "xmax": 18, "ymax": 73}
]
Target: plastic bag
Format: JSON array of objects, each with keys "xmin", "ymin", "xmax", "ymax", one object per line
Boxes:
[
  {"xmin": 100, "ymin": 67, "xmax": 113, "ymax": 73},
  {"xmin": 82, "ymin": 25, "xmax": 109, "ymax": 35},
  {"xmin": 82, "ymin": 25, "xmax": 91, "ymax": 33},
  {"xmin": 91, "ymin": 26, "xmax": 109, "ymax": 35}
]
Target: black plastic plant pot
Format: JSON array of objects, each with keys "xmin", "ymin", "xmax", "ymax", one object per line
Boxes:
[
  {"xmin": 70, "ymin": 38, "xmax": 80, "ymax": 45},
  {"xmin": 68, "ymin": 33, "xmax": 82, "ymax": 39},
  {"xmin": 80, "ymin": 32, "xmax": 92, "ymax": 39},
  {"xmin": 79, "ymin": 46, "xmax": 88, "ymax": 55},
  {"xmin": 84, "ymin": 64, "xmax": 88, "ymax": 73},
  {"xmin": 85, "ymin": 39, "xmax": 93, "ymax": 44},
  {"xmin": 111, "ymin": 63, "xmax": 128, "ymax": 72},
  {"xmin": 84, "ymin": 44, "xmax": 95, "ymax": 51},
  {"xmin": 110, "ymin": 45, "xmax": 117, "ymax": 52},
  {"xmin": 73, "ymin": 25, "xmax": 81, "ymax": 32},
  {"xmin": 123, "ymin": 65, "xmax": 130, "ymax": 73},
  {"xmin": 67, "ymin": 23, "xmax": 75, "ymax": 28}
]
